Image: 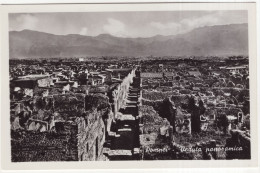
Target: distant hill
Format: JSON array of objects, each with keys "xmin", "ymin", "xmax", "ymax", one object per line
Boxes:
[{"xmin": 9, "ymin": 23, "xmax": 248, "ymax": 59}]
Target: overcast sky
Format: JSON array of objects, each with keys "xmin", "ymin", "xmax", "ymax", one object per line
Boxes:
[{"xmin": 9, "ymin": 11, "xmax": 247, "ymax": 38}]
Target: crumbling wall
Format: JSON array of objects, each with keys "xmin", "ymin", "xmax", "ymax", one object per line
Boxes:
[
  {"xmin": 53, "ymin": 93, "xmax": 85, "ymax": 116},
  {"xmin": 142, "ymin": 95, "xmax": 191, "ymax": 134},
  {"xmin": 11, "ymin": 122, "xmax": 78, "ymax": 162},
  {"xmin": 158, "ymin": 97, "xmax": 176, "ymax": 130},
  {"xmin": 76, "ymin": 109, "xmax": 107, "ymax": 161},
  {"xmin": 85, "ymin": 94, "xmax": 110, "ymax": 111},
  {"xmin": 111, "ymin": 69, "xmax": 136, "ymax": 119},
  {"xmin": 11, "ymin": 93, "xmax": 112, "ymax": 162},
  {"xmin": 36, "ymin": 77, "xmax": 51, "ymax": 87},
  {"xmin": 139, "ymin": 105, "xmax": 173, "ymax": 160}
]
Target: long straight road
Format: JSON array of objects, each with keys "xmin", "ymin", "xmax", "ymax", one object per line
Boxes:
[{"xmin": 106, "ymin": 77, "xmax": 141, "ymax": 160}]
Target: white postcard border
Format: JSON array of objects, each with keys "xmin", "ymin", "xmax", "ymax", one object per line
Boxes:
[{"xmin": 0, "ymin": 2, "xmax": 258, "ymax": 170}]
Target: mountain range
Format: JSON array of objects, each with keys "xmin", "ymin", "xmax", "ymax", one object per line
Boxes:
[{"xmin": 9, "ymin": 23, "xmax": 248, "ymax": 59}]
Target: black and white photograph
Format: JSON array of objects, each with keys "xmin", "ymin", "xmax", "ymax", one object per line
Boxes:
[{"xmin": 0, "ymin": 2, "xmax": 258, "ymax": 170}]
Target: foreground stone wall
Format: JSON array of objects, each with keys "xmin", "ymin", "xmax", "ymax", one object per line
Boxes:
[
  {"xmin": 76, "ymin": 109, "xmax": 108, "ymax": 161},
  {"xmin": 139, "ymin": 105, "xmax": 173, "ymax": 160},
  {"xmin": 11, "ymin": 123, "xmax": 78, "ymax": 162},
  {"xmin": 11, "ymin": 93, "xmax": 112, "ymax": 161}
]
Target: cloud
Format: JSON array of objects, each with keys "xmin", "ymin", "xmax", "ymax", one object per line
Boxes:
[
  {"xmin": 180, "ymin": 13, "xmax": 220, "ymax": 29},
  {"xmin": 150, "ymin": 22, "xmax": 180, "ymax": 30},
  {"xmin": 14, "ymin": 14, "xmax": 39, "ymax": 31},
  {"xmin": 149, "ymin": 12, "xmax": 229, "ymax": 35},
  {"xmin": 150, "ymin": 22, "xmax": 182, "ymax": 35},
  {"xmin": 103, "ymin": 18, "xmax": 127, "ymax": 37},
  {"xmin": 79, "ymin": 27, "xmax": 88, "ymax": 35}
]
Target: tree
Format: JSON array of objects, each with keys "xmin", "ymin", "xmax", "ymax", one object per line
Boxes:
[
  {"xmin": 188, "ymin": 96, "xmax": 201, "ymax": 133},
  {"xmin": 78, "ymin": 72, "xmax": 88, "ymax": 85}
]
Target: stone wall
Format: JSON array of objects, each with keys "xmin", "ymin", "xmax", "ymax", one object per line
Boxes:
[
  {"xmin": 11, "ymin": 93, "xmax": 112, "ymax": 161},
  {"xmin": 111, "ymin": 69, "xmax": 136, "ymax": 119},
  {"xmin": 76, "ymin": 110, "xmax": 108, "ymax": 161},
  {"xmin": 139, "ymin": 105, "xmax": 173, "ymax": 160},
  {"xmin": 11, "ymin": 122, "xmax": 78, "ymax": 162},
  {"xmin": 37, "ymin": 77, "xmax": 52, "ymax": 87}
]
